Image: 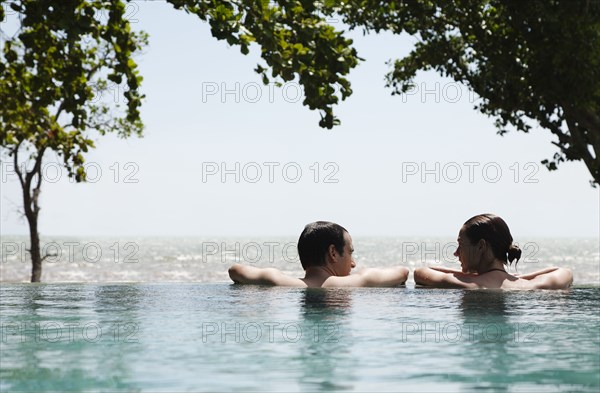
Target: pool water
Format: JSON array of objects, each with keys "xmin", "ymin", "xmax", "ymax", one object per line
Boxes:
[{"xmin": 1, "ymin": 283, "xmax": 599, "ymax": 392}]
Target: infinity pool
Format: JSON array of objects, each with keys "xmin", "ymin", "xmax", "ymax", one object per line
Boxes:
[{"xmin": 1, "ymin": 283, "xmax": 598, "ymax": 392}]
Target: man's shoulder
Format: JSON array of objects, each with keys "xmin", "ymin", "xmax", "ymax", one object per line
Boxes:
[
  {"xmin": 320, "ymin": 274, "xmax": 366, "ymax": 288},
  {"xmin": 266, "ymin": 270, "xmax": 307, "ymax": 287}
]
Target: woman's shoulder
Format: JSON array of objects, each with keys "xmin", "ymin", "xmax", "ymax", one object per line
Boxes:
[
  {"xmin": 498, "ymin": 276, "xmax": 536, "ymax": 289},
  {"xmin": 499, "ymin": 268, "xmax": 573, "ymax": 290}
]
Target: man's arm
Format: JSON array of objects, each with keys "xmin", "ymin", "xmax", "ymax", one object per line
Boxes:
[
  {"xmin": 523, "ymin": 267, "xmax": 573, "ymax": 289},
  {"xmin": 327, "ymin": 267, "xmax": 409, "ymax": 287},
  {"xmin": 413, "ymin": 267, "xmax": 480, "ymax": 289},
  {"xmin": 228, "ymin": 264, "xmax": 304, "ymax": 286},
  {"xmin": 361, "ymin": 267, "xmax": 410, "ymax": 287}
]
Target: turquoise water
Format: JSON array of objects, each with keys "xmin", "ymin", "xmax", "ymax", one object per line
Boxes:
[{"xmin": 1, "ymin": 283, "xmax": 599, "ymax": 392}]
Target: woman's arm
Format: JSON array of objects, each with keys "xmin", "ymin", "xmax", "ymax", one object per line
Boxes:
[
  {"xmin": 413, "ymin": 267, "xmax": 479, "ymax": 289},
  {"xmin": 515, "ymin": 267, "xmax": 562, "ymax": 280},
  {"xmin": 427, "ymin": 266, "xmax": 465, "ymax": 274},
  {"xmin": 526, "ymin": 267, "xmax": 573, "ymax": 289}
]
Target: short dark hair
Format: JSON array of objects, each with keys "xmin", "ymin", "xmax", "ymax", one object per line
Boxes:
[
  {"xmin": 463, "ymin": 214, "xmax": 522, "ymax": 265},
  {"xmin": 297, "ymin": 221, "xmax": 347, "ymax": 270}
]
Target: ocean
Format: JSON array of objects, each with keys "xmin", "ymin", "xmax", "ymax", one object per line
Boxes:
[{"xmin": 1, "ymin": 236, "xmax": 598, "ymax": 285}]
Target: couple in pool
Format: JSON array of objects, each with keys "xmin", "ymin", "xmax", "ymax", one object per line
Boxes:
[{"xmin": 228, "ymin": 214, "xmax": 573, "ymax": 289}]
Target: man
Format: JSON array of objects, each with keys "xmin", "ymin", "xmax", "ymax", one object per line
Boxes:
[{"xmin": 228, "ymin": 221, "xmax": 409, "ymax": 287}]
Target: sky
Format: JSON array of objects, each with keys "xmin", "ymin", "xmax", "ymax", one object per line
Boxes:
[{"xmin": 1, "ymin": 1, "xmax": 599, "ymax": 238}]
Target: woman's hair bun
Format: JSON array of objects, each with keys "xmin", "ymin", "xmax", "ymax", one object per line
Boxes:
[{"xmin": 507, "ymin": 244, "xmax": 522, "ymax": 263}]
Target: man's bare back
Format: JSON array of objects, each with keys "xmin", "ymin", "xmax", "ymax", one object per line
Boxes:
[
  {"xmin": 229, "ymin": 264, "xmax": 409, "ymax": 288},
  {"xmin": 228, "ymin": 221, "xmax": 409, "ymax": 288}
]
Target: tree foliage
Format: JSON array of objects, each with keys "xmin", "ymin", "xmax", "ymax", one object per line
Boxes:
[
  {"xmin": 170, "ymin": 0, "xmax": 599, "ymax": 184},
  {"xmin": 326, "ymin": 0, "xmax": 600, "ymax": 184},
  {"xmin": 0, "ymin": 0, "xmax": 360, "ymax": 281},
  {"xmin": 0, "ymin": 0, "xmax": 147, "ymax": 281},
  {"xmin": 167, "ymin": 0, "xmax": 360, "ymax": 128},
  {"xmin": 1, "ymin": 0, "xmax": 598, "ymax": 281},
  {"xmin": 1, "ymin": 0, "xmax": 146, "ymax": 178}
]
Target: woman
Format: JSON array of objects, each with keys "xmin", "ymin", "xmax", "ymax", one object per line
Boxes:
[{"xmin": 414, "ymin": 214, "xmax": 573, "ymax": 289}]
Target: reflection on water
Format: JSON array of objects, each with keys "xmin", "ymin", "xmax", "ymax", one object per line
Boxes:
[
  {"xmin": 297, "ymin": 289, "xmax": 356, "ymax": 391},
  {"xmin": 459, "ymin": 290, "xmax": 509, "ymax": 318},
  {"xmin": 455, "ymin": 290, "xmax": 600, "ymax": 390},
  {"xmin": 0, "ymin": 285, "xmax": 144, "ymax": 392},
  {"xmin": 1, "ymin": 284, "xmax": 598, "ymax": 392},
  {"xmin": 456, "ymin": 291, "xmax": 511, "ymax": 391}
]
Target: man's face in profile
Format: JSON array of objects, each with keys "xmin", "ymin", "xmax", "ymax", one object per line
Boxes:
[{"xmin": 337, "ymin": 231, "xmax": 356, "ymax": 276}]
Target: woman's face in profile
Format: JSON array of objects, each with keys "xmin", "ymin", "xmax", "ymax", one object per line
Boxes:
[{"xmin": 454, "ymin": 227, "xmax": 479, "ymax": 273}]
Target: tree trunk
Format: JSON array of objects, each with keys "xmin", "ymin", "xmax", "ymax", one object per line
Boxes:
[
  {"xmin": 15, "ymin": 145, "xmax": 46, "ymax": 282},
  {"xmin": 23, "ymin": 181, "xmax": 42, "ymax": 282},
  {"xmin": 27, "ymin": 213, "xmax": 42, "ymax": 282}
]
